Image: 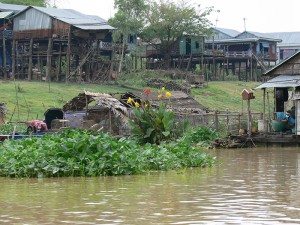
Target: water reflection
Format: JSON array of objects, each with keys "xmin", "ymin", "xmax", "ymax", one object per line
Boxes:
[{"xmin": 1, "ymin": 148, "xmax": 300, "ymax": 224}]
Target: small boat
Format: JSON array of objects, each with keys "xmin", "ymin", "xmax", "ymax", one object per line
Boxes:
[{"xmin": 0, "ymin": 134, "xmax": 44, "ymax": 142}]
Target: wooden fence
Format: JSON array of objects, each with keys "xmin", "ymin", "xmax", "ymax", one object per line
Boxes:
[{"xmin": 176, "ymin": 110, "xmax": 263, "ymax": 135}]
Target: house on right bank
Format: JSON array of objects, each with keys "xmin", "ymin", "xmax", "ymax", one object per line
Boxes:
[{"xmin": 256, "ymin": 51, "xmax": 300, "ymax": 135}]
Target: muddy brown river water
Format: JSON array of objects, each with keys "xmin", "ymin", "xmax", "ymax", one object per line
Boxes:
[{"xmin": 1, "ymin": 147, "xmax": 300, "ymax": 224}]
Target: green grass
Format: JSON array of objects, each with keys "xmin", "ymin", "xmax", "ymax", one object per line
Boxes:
[
  {"xmin": 192, "ymin": 81, "xmax": 272, "ymax": 113},
  {"xmin": 0, "ymin": 75, "xmax": 271, "ymax": 123},
  {"xmin": 0, "ymin": 80, "xmax": 133, "ymax": 122}
]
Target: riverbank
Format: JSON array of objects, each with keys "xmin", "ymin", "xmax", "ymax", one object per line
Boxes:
[{"xmin": 0, "ymin": 72, "xmax": 265, "ymax": 123}]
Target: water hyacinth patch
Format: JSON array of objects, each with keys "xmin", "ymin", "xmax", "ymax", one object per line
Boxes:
[{"xmin": 0, "ymin": 129, "xmax": 215, "ymax": 178}]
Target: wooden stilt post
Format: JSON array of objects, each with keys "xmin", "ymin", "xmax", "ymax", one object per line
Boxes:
[
  {"xmin": 222, "ymin": 59, "xmax": 225, "ymax": 80},
  {"xmin": 245, "ymin": 60, "xmax": 248, "ymax": 82},
  {"xmin": 56, "ymin": 42, "xmax": 62, "ymax": 81},
  {"xmin": 263, "ymin": 88, "xmax": 266, "ymax": 121},
  {"xmin": 12, "ymin": 39, "xmax": 16, "ymax": 79},
  {"xmin": 2, "ymin": 33, "xmax": 7, "ymax": 79},
  {"xmin": 238, "ymin": 61, "xmax": 241, "ymax": 81},
  {"xmin": 37, "ymin": 53, "xmax": 42, "ymax": 81},
  {"xmin": 66, "ymin": 28, "xmax": 71, "ymax": 83},
  {"xmin": 267, "ymin": 91, "xmax": 271, "ymax": 131},
  {"xmin": 28, "ymin": 38, "xmax": 33, "ymax": 81},
  {"xmin": 226, "ymin": 59, "xmax": 229, "ymax": 75},
  {"xmin": 46, "ymin": 37, "xmax": 53, "ymax": 82}
]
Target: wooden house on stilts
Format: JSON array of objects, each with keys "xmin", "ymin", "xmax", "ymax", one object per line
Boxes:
[
  {"xmin": 255, "ymin": 51, "xmax": 300, "ymax": 139},
  {"xmin": 205, "ymin": 29, "xmax": 281, "ymax": 81},
  {"xmin": 0, "ymin": 3, "xmax": 26, "ymax": 78},
  {"xmin": 11, "ymin": 5, "xmax": 115, "ymax": 82}
]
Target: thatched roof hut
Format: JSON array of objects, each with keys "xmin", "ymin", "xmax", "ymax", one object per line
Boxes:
[{"xmin": 62, "ymin": 91, "xmax": 130, "ymax": 135}]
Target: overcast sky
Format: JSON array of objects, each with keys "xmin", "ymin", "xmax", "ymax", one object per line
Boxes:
[{"xmin": 54, "ymin": 0, "xmax": 300, "ymax": 33}]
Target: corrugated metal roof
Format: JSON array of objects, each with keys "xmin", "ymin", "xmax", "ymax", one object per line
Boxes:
[
  {"xmin": 0, "ymin": 11, "xmax": 13, "ymax": 19},
  {"xmin": 236, "ymin": 31, "xmax": 281, "ymax": 42},
  {"xmin": 16, "ymin": 6, "xmax": 114, "ymax": 30},
  {"xmin": 0, "ymin": 3, "xmax": 26, "ymax": 12},
  {"xmin": 216, "ymin": 27, "xmax": 240, "ymax": 38},
  {"xmin": 264, "ymin": 51, "xmax": 300, "ymax": 75},
  {"xmin": 74, "ymin": 24, "xmax": 115, "ymax": 30},
  {"xmin": 266, "ymin": 32, "xmax": 300, "ymax": 46},
  {"xmin": 206, "ymin": 38, "xmax": 260, "ymax": 44},
  {"xmin": 255, "ymin": 75, "xmax": 300, "ymax": 89}
]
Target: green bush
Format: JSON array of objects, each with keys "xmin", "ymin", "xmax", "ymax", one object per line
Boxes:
[
  {"xmin": 0, "ymin": 129, "xmax": 214, "ymax": 178},
  {"xmin": 183, "ymin": 126, "xmax": 218, "ymax": 146},
  {"xmin": 130, "ymin": 103, "xmax": 180, "ymax": 144}
]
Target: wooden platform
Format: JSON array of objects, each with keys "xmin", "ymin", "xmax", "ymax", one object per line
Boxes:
[{"xmin": 230, "ymin": 133, "xmax": 300, "ymax": 147}]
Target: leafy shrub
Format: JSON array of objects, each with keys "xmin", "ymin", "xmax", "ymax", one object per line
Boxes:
[
  {"xmin": 0, "ymin": 129, "xmax": 214, "ymax": 178},
  {"xmin": 130, "ymin": 103, "xmax": 179, "ymax": 144},
  {"xmin": 129, "ymin": 88, "xmax": 188, "ymax": 144},
  {"xmin": 183, "ymin": 126, "xmax": 218, "ymax": 146}
]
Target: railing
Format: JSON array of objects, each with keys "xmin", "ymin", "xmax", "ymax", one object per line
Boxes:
[
  {"xmin": 0, "ymin": 29, "xmax": 13, "ymax": 39},
  {"xmin": 99, "ymin": 42, "xmax": 125, "ymax": 51}
]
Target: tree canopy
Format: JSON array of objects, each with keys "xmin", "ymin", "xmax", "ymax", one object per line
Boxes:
[
  {"xmin": 109, "ymin": 0, "xmax": 147, "ymax": 41},
  {"xmin": 142, "ymin": 0, "xmax": 212, "ymax": 57},
  {"xmin": 109, "ymin": 0, "xmax": 213, "ymax": 69},
  {"xmin": 1, "ymin": 0, "xmax": 48, "ymax": 6},
  {"xmin": 109, "ymin": 0, "xmax": 147, "ymax": 72}
]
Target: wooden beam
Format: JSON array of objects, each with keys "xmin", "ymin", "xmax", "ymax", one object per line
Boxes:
[
  {"xmin": 66, "ymin": 28, "xmax": 71, "ymax": 83},
  {"xmin": 263, "ymin": 88, "xmax": 266, "ymax": 121},
  {"xmin": 28, "ymin": 38, "xmax": 33, "ymax": 81},
  {"xmin": 46, "ymin": 37, "xmax": 53, "ymax": 82},
  {"xmin": 56, "ymin": 42, "xmax": 62, "ymax": 81},
  {"xmin": 2, "ymin": 34, "xmax": 6, "ymax": 79},
  {"xmin": 11, "ymin": 39, "xmax": 16, "ymax": 79}
]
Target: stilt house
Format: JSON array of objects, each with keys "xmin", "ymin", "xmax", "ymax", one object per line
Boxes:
[
  {"xmin": 0, "ymin": 3, "xmax": 26, "ymax": 78},
  {"xmin": 11, "ymin": 5, "xmax": 115, "ymax": 82},
  {"xmin": 256, "ymin": 51, "xmax": 300, "ymax": 135},
  {"xmin": 144, "ymin": 35, "xmax": 205, "ymax": 70},
  {"xmin": 205, "ymin": 29, "xmax": 281, "ymax": 81}
]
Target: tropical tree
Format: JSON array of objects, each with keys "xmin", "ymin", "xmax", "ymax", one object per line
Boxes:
[
  {"xmin": 1, "ymin": 0, "xmax": 48, "ymax": 6},
  {"xmin": 109, "ymin": 0, "xmax": 147, "ymax": 73},
  {"xmin": 142, "ymin": 0, "xmax": 213, "ymax": 68}
]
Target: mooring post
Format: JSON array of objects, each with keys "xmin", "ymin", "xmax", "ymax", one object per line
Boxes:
[{"xmin": 247, "ymin": 99, "xmax": 252, "ymax": 136}]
